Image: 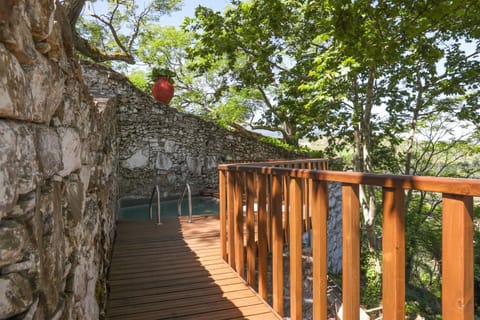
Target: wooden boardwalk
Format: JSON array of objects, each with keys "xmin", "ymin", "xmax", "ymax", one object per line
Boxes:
[{"xmin": 107, "ymin": 215, "xmax": 280, "ymax": 320}]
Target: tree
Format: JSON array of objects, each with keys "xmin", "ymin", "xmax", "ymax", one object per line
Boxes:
[
  {"xmin": 400, "ymin": 114, "xmax": 479, "ymax": 316},
  {"xmin": 185, "ymin": 1, "xmax": 321, "ymax": 146},
  {"xmin": 60, "ymin": 0, "xmax": 182, "ymax": 63},
  {"xmin": 186, "ymin": 0, "xmax": 480, "ymax": 250},
  {"xmin": 134, "ymin": 24, "xmax": 258, "ymax": 127},
  {"xmin": 302, "ymin": 0, "xmax": 480, "ymax": 249}
]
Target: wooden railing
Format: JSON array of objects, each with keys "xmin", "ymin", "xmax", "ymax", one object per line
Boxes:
[{"xmin": 218, "ymin": 158, "xmax": 480, "ymax": 320}]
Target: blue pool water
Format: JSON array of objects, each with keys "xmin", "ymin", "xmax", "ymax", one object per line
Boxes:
[{"xmin": 119, "ymin": 196, "xmax": 219, "ymax": 220}]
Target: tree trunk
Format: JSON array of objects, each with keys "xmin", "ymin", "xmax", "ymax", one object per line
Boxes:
[
  {"xmin": 60, "ymin": 0, "xmax": 135, "ymax": 64},
  {"xmin": 363, "ymin": 70, "xmax": 377, "ymax": 251},
  {"xmin": 354, "ymin": 69, "xmax": 378, "ymax": 251},
  {"xmin": 63, "ymin": 0, "xmax": 86, "ymax": 29},
  {"xmin": 404, "ymin": 64, "xmax": 424, "ymax": 176}
]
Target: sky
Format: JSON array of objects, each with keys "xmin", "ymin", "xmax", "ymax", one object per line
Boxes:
[
  {"xmin": 89, "ymin": 1, "xmax": 230, "ymax": 27},
  {"xmin": 160, "ymin": 0, "xmax": 230, "ymax": 27}
]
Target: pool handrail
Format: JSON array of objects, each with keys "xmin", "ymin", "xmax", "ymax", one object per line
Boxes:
[
  {"xmin": 148, "ymin": 185, "xmax": 162, "ymax": 225},
  {"xmin": 178, "ymin": 183, "xmax": 193, "ymax": 223}
]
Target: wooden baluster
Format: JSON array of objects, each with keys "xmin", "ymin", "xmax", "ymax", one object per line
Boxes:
[
  {"xmin": 442, "ymin": 194, "xmax": 474, "ymax": 319},
  {"xmin": 382, "ymin": 187, "xmax": 405, "ymax": 319},
  {"xmin": 246, "ymin": 172, "xmax": 256, "ymax": 287},
  {"xmin": 257, "ymin": 173, "xmax": 268, "ymax": 300},
  {"xmin": 271, "ymin": 175, "xmax": 284, "ymax": 316},
  {"xmin": 311, "ymin": 180, "xmax": 328, "ymax": 319},
  {"xmin": 342, "ymin": 183, "xmax": 360, "ymax": 320},
  {"xmin": 219, "ymin": 169, "xmax": 227, "ymax": 261},
  {"xmin": 305, "ymin": 163, "xmax": 313, "ymax": 233},
  {"xmin": 267, "ymin": 174, "xmax": 272, "ymax": 253},
  {"xmin": 234, "ymin": 172, "xmax": 245, "ymax": 277},
  {"xmin": 283, "ymin": 175, "xmax": 290, "ymax": 244},
  {"xmin": 290, "ymin": 177, "xmax": 303, "ymax": 320},
  {"xmin": 227, "ymin": 171, "xmax": 235, "ymax": 268}
]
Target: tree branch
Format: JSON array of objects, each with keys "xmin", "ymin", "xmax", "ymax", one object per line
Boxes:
[
  {"xmin": 87, "ymin": 2, "xmax": 129, "ymax": 54},
  {"xmin": 73, "ymin": 32, "xmax": 135, "ymax": 63}
]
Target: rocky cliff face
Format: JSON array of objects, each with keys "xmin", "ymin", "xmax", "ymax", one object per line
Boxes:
[{"xmin": 0, "ymin": 1, "xmax": 116, "ymax": 319}]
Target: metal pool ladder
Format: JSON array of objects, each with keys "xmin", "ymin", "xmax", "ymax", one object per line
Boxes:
[
  {"xmin": 178, "ymin": 183, "xmax": 193, "ymax": 223},
  {"xmin": 148, "ymin": 185, "xmax": 162, "ymax": 225}
]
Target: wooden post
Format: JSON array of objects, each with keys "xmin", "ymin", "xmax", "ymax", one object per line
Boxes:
[
  {"xmin": 219, "ymin": 169, "xmax": 227, "ymax": 261},
  {"xmin": 227, "ymin": 171, "xmax": 235, "ymax": 268},
  {"xmin": 246, "ymin": 172, "xmax": 256, "ymax": 287},
  {"xmin": 234, "ymin": 172, "xmax": 245, "ymax": 277},
  {"xmin": 257, "ymin": 173, "xmax": 268, "ymax": 300},
  {"xmin": 442, "ymin": 194, "xmax": 474, "ymax": 320},
  {"xmin": 342, "ymin": 183, "xmax": 360, "ymax": 320},
  {"xmin": 289, "ymin": 177, "xmax": 303, "ymax": 320},
  {"xmin": 311, "ymin": 180, "xmax": 328, "ymax": 320},
  {"xmin": 271, "ymin": 175, "xmax": 284, "ymax": 316},
  {"xmin": 382, "ymin": 187, "xmax": 405, "ymax": 320}
]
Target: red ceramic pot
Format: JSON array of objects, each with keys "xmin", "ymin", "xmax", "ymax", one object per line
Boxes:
[{"xmin": 152, "ymin": 76, "xmax": 174, "ymax": 104}]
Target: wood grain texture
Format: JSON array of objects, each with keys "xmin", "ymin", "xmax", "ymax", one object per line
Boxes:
[
  {"xmin": 271, "ymin": 175, "xmax": 284, "ymax": 316},
  {"xmin": 246, "ymin": 172, "xmax": 256, "ymax": 287},
  {"xmin": 289, "ymin": 177, "xmax": 303, "ymax": 320},
  {"xmin": 312, "ymin": 180, "xmax": 328, "ymax": 320},
  {"xmin": 218, "ymin": 159, "xmax": 480, "ymax": 319},
  {"xmin": 227, "ymin": 171, "xmax": 235, "ymax": 268},
  {"xmin": 382, "ymin": 187, "xmax": 405, "ymax": 320},
  {"xmin": 108, "ymin": 216, "xmax": 280, "ymax": 320},
  {"xmin": 442, "ymin": 194, "xmax": 474, "ymax": 320},
  {"xmin": 342, "ymin": 184, "xmax": 360, "ymax": 320},
  {"xmin": 234, "ymin": 172, "xmax": 245, "ymax": 277},
  {"xmin": 219, "ymin": 170, "xmax": 227, "ymax": 261},
  {"xmin": 257, "ymin": 173, "xmax": 269, "ymax": 300}
]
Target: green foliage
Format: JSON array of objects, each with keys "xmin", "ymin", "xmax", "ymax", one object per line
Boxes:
[
  {"xmin": 185, "ymin": 0, "xmax": 480, "ymax": 174},
  {"xmin": 149, "ymin": 67, "xmax": 176, "ymax": 82},
  {"xmin": 74, "ymin": 0, "xmax": 183, "ymax": 63},
  {"xmin": 259, "ymin": 136, "xmax": 321, "ymax": 156},
  {"xmin": 360, "ymin": 251, "xmax": 382, "ymax": 309},
  {"xmin": 135, "ymin": 24, "xmax": 262, "ymax": 129},
  {"xmin": 127, "ymin": 69, "xmax": 151, "ymax": 93},
  {"xmin": 185, "ymin": 1, "xmax": 321, "ymax": 146}
]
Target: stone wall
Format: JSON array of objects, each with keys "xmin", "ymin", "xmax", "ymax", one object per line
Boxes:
[
  {"xmin": 327, "ymin": 183, "xmax": 342, "ymax": 273},
  {"xmin": 0, "ymin": 2, "xmax": 116, "ymax": 319},
  {"xmin": 82, "ymin": 62, "xmax": 300, "ymax": 200},
  {"xmin": 80, "ymin": 63, "xmax": 343, "ymax": 272}
]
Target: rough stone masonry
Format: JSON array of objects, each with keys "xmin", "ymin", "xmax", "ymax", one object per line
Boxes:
[
  {"xmin": 0, "ymin": 1, "xmax": 116, "ymax": 319},
  {"xmin": 80, "ymin": 63, "xmax": 343, "ymax": 273},
  {"xmin": 81, "ymin": 61, "xmax": 301, "ymax": 200}
]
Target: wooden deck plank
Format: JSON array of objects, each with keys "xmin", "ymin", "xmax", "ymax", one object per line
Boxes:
[
  {"xmin": 107, "ymin": 216, "xmax": 280, "ymax": 320},
  {"xmin": 109, "ymin": 262, "xmax": 232, "ymax": 281},
  {"xmin": 109, "ymin": 277, "xmax": 244, "ymax": 300},
  {"xmin": 109, "ymin": 267, "xmax": 237, "ymax": 289},
  {"xmin": 110, "ymin": 296, "xmax": 263, "ymax": 319},
  {"xmin": 111, "ymin": 286, "xmax": 255, "ymax": 311},
  {"xmin": 108, "ymin": 283, "xmax": 249, "ymax": 307},
  {"xmin": 109, "ymin": 254, "xmax": 224, "ymax": 273}
]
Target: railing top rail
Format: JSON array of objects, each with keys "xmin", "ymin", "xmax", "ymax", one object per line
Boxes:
[
  {"xmin": 219, "ymin": 158, "xmax": 329, "ymax": 167},
  {"xmin": 219, "ymin": 164, "xmax": 480, "ymax": 196}
]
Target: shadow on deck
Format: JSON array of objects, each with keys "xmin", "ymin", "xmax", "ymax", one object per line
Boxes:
[{"xmin": 107, "ymin": 215, "xmax": 280, "ymax": 320}]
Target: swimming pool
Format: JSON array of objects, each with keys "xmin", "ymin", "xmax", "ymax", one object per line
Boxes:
[{"xmin": 118, "ymin": 196, "xmax": 219, "ymax": 220}]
